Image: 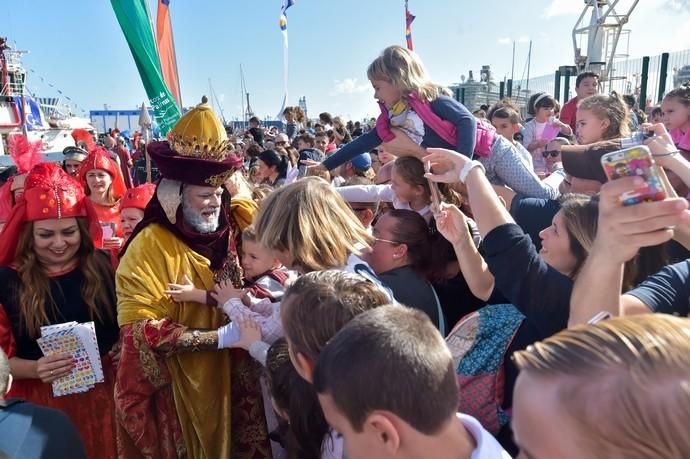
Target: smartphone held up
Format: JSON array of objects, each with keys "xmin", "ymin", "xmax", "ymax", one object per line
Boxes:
[{"xmin": 600, "ymin": 145, "xmax": 666, "ymax": 206}]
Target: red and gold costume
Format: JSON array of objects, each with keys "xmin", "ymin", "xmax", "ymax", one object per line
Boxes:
[
  {"xmin": 115, "ymin": 99, "xmax": 269, "ymax": 459},
  {"xmin": 78, "ymin": 148, "xmax": 128, "ymax": 248},
  {"xmin": 0, "ymin": 163, "xmax": 119, "ymax": 459}
]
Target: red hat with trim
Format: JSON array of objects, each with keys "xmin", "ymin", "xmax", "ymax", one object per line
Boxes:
[
  {"xmin": 120, "ymin": 183, "xmax": 156, "ymax": 210},
  {"xmin": 78, "ymin": 147, "xmax": 127, "ymax": 200},
  {"xmin": 0, "ymin": 163, "xmax": 102, "ymax": 266}
]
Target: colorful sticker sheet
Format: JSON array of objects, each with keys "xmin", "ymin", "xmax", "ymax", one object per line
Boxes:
[{"xmin": 36, "ymin": 321, "xmax": 103, "ymax": 397}]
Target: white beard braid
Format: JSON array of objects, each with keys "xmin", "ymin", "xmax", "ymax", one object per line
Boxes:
[{"xmin": 182, "ymin": 204, "xmax": 220, "ymax": 233}]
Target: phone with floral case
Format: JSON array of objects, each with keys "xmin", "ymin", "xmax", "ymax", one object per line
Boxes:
[{"xmin": 600, "ymin": 146, "xmax": 666, "ymax": 206}]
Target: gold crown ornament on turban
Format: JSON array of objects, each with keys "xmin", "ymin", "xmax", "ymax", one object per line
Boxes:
[
  {"xmin": 168, "ymin": 96, "xmax": 230, "ymax": 161},
  {"xmin": 147, "ymin": 96, "xmax": 243, "ymax": 188}
]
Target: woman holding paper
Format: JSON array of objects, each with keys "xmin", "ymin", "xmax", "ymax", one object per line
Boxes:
[{"xmin": 0, "ymin": 163, "xmax": 120, "ymax": 459}]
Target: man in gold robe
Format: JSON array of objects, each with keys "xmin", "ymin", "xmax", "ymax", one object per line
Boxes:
[{"xmin": 114, "ymin": 99, "xmax": 268, "ymax": 459}]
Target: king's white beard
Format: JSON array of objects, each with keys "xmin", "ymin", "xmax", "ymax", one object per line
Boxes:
[{"xmin": 182, "ymin": 203, "xmax": 220, "ymax": 233}]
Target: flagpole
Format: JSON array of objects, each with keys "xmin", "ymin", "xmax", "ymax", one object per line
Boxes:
[
  {"xmin": 169, "ymin": 12, "xmax": 183, "ymax": 108},
  {"xmin": 405, "ymin": 0, "xmax": 414, "ymax": 51}
]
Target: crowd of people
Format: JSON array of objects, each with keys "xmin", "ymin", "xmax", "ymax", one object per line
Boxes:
[{"xmin": 0, "ymin": 44, "xmax": 689, "ymax": 459}]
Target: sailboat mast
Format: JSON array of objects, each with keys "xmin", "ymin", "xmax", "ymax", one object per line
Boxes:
[
  {"xmin": 511, "ymin": 41, "xmax": 516, "ymax": 82},
  {"xmin": 208, "ymin": 78, "xmax": 227, "ymax": 124},
  {"xmin": 526, "ymin": 40, "xmax": 533, "ymax": 93},
  {"xmin": 240, "ymin": 64, "xmax": 246, "ymax": 126},
  {"xmin": 208, "ymin": 78, "xmax": 215, "ymax": 112}
]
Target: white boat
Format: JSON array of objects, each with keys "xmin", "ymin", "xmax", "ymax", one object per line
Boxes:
[{"xmin": 0, "ymin": 37, "xmax": 95, "ymax": 160}]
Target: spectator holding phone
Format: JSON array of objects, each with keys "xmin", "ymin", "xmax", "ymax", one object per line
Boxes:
[
  {"xmin": 569, "ymin": 123, "xmax": 690, "ymax": 324},
  {"xmin": 423, "ymin": 143, "xmax": 673, "ymax": 337},
  {"xmin": 512, "ymin": 89, "xmax": 642, "ymax": 232}
]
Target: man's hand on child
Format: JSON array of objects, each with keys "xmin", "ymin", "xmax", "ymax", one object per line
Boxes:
[
  {"xmin": 212, "ymin": 279, "xmax": 248, "ymax": 306},
  {"xmin": 233, "ymin": 316, "xmax": 262, "ymax": 351},
  {"xmin": 165, "ymin": 275, "xmax": 202, "ymax": 303}
]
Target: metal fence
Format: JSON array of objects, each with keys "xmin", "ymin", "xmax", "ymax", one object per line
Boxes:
[{"xmin": 510, "ymin": 48, "xmax": 690, "ymax": 110}]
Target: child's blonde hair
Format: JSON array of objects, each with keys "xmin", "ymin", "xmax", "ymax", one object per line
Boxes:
[
  {"xmin": 255, "ymin": 177, "xmax": 371, "ymax": 273},
  {"xmin": 367, "ymin": 45, "xmax": 450, "ymax": 102},
  {"xmin": 241, "ymin": 224, "xmax": 258, "ymax": 244},
  {"xmin": 577, "ymin": 93, "xmax": 630, "ymax": 140}
]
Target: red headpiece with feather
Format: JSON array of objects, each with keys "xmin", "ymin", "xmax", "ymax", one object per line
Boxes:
[
  {"xmin": 71, "ymin": 129, "xmax": 96, "ymax": 152},
  {"xmin": 0, "ymin": 134, "xmax": 45, "ymax": 219},
  {"xmin": 0, "ymin": 163, "xmax": 103, "ymax": 266},
  {"xmin": 8, "ymin": 134, "xmax": 43, "ymax": 174}
]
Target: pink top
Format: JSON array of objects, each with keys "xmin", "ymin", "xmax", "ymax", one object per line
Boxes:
[
  {"xmin": 670, "ymin": 127, "xmax": 690, "ymax": 151},
  {"xmin": 375, "ymin": 92, "xmax": 496, "ymax": 157}
]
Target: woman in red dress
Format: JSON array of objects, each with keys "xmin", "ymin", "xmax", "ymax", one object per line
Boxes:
[
  {"xmin": 78, "ymin": 148, "xmax": 127, "ymax": 253},
  {"xmin": 0, "ymin": 163, "xmax": 120, "ymax": 459}
]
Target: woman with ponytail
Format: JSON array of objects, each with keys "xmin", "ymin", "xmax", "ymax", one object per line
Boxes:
[{"xmin": 257, "ymin": 149, "xmax": 290, "ymax": 187}]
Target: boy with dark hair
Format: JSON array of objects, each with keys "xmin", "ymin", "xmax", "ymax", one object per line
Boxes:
[
  {"xmin": 296, "ymin": 132, "xmax": 316, "ymax": 151},
  {"xmin": 313, "ymin": 306, "xmax": 510, "ymax": 459},
  {"xmin": 559, "ymin": 71, "xmax": 599, "ymax": 133},
  {"xmin": 248, "ymin": 116, "xmax": 264, "ymax": 146},
  {"xmin": 319, "ymin": 112, "xmax": 334, "ymax": 130},
  {"xmin": 314, "ymin": 131, "xmax": 330, "ymax": 153},
  {"xmin": 0, "ymin": 347, "xmax": 87, "ymax": 458}
]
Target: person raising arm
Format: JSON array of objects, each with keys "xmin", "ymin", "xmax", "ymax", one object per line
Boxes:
[{"xmin": 568, "ymin": 124, "xmax": 690, "ymax": 325}]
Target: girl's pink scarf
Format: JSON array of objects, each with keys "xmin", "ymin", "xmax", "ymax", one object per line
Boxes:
[
  {"xmin": 670, "ymin": 127, "xmax": 690, "ymax": 151},
  {"xmin": 375, "ymin": 92, "xmax": 495, "ymax": 157}
]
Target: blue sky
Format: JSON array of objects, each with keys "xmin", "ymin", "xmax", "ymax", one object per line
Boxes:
[{"xmin": 5, "ymin": 0, "xmax": 690, "ymax": 121}]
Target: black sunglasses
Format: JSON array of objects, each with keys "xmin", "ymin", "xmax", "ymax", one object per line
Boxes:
[{"xmin": 542, "ymin": 149, "xmax": 560, "ymax": 158}]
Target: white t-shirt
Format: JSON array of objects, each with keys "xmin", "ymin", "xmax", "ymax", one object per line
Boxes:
[
  {"xmin": 389, "ymin": 108, "xmax": 425, "ymax": 145},
  {"xmin": 458, "ymin": 413, "xmax": 511, "ymax": 459}
]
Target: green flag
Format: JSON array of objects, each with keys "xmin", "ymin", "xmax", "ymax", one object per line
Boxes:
[{"xmin": 111, "ymin": 0, "xmax": 181, "ymax": 135}]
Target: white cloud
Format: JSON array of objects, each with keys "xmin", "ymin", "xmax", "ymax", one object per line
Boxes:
[
  {"xmin": 670, "ymin": 19, "xmax": 690, "ymax": 49},
  {"xmin": 667, "ymin": 0, "xmax": 690, "ymax": 11},
  {"xmin": 518, "ymin": 36, "xmax": 531, "ymax": 43},
  {"xmin": 543, "ymin": 0, "xmax": 583, "ymax": 18},
  {"xmin": 497, "ymin": 37, "xmax": 511, "ymax": 45},
  {"xmin": 330, "ymin": 78, "xmax": 371, "ymax": 96}
]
